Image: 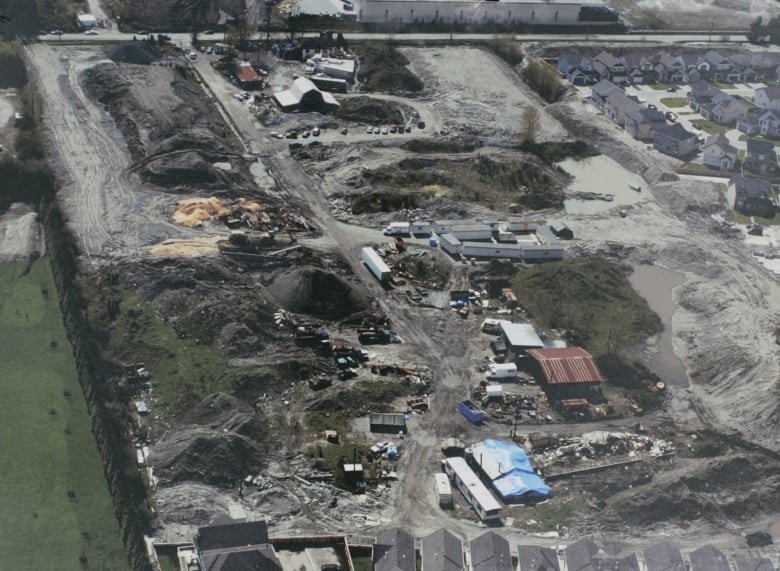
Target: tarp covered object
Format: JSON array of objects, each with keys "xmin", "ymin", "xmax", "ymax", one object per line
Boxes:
[{"xmin": 470, "ymin": 439, "xmax": 552, "ymax": 502}]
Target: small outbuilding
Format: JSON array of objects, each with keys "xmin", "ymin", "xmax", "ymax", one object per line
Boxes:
[
  {"xmin": 369, "ymin": 413, "xmax": 407, "ymax": 434},
  {"xmin": 549, "ymin": 221, "xmax": 573, "ymax": 240}
]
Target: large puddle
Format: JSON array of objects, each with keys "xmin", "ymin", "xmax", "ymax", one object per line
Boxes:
[
  {"xmin": 559, "ymin": 155, "xmax": 647, "ymax": 215},
  {"xmin": 0, "ymin": 259, "xmax": 128, "ymax": 569},
  {"xmin": 629, "ymin": 264, "xmax": 689, "ymax": 387}
]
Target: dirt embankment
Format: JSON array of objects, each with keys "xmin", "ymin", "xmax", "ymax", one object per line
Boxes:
[{"xmin": 83, "ymin": 61, "xmax": 252, "ymax": 193}]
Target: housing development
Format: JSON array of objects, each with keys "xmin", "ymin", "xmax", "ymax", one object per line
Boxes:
[{"xmin": 0, "ymin": 1, "xmax": 779, "ymax": 570}]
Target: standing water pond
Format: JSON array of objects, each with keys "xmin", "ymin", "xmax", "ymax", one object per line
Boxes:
[
  {"xmin": 0, "ymin": 258, "xmax": 127, "ymax": 569},
  {"xmin": 629, "ymin": 264, "xmax": 689, "ymax": 388},
  {"xmin": 559, "ymin": 155, "xmax": 647, "ymax": 215}
]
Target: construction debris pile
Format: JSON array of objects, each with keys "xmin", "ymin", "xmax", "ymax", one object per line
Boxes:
[
  {"xmin": 471, "ymin": 382, "xmax": 548, "ymax": 424},
  {"xmin": 527, "ymin": 431, "xmax": 676, "ymax": 474}
]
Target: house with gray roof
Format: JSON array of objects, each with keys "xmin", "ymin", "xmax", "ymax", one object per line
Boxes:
[
  {"xmin": 563, "ymin": 538, "xmax": 600, "ymax": 571},
  {"xmin": 194, "ymin": 518, "xmax": 282, "ymax": 571},
  {"xmin": 745, "ymin": 138, "xmax": 778, "ymax": 175},
  {"xmin": 757, "ymin": 108, "xmax": 780, "ymax": 138},
  {"xmin": 421, "ymin": 529, "xmax": 463, "ymax": 571},
  {"xmin": 702, "ymin": 133, "xmax": 737, "ymax": 171},
  {"xmin": 732, "ymin": 555, "xmax": 775, "ymax": 571},
  {"xmin": 374, "ymin": 529, "xmax": 416, "ymax": 571},
  {"xmin": 689, "ymin": 545, "xmax": 730, "ymax": 571},
  {"xmin": 625, "ymin": 108, "xmax": 667, "ymax": 141},
  {"xmin": 604, "ymin": 90, "xmax": 641, "ymax": 126},
  {"xmin": 643, "ymin": 541, "xmax": 685, "ymax": 571},
  {"xmin": 470, "ymin": 532, "xmax": 512, "ymax": 571},
  {"xmin": 754, "ymin": 85, "xmax": 780, "ymax": 111},
  {"xmin": 652, "ymin": 123, "xmax": 699, "ymax": 158},
  {"xmin": 590, "ymin": 79, "xmax": 619, "ymax": 110},
  {"xmin": 730, "ymin": 175, "xmax": 776, "ymax": 218},
  {"xmin": 516, "ymin": 545, "xmax": 560, "ymax": 571}
]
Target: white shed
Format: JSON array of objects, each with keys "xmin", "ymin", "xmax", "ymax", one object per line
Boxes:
[{"xmin": 434, "ymin": 472, "xmax": 453, "ymax": 507}]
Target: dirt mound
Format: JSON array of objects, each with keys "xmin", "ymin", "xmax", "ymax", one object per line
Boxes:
[
  {"xmin": 266, "ymin": 267, "xmax": 370, "ymax": 320},
  {"xmin": 356, "ymin": 46, "xmax": 424, "ymax": 93},
  {"xmin": 123, "ymin": 0, "xmax": 244, "ymax": 29},
  {"xmin": 334, "ymin": 97, "xmax": 404, "ymax": 124},
  {"xmin": 108, "ymin": 43, "xmax": 162, "ymax": 65},
  {"xmin": 602, "ymin": 453, "xmax": 780, "ymax": 529},
  {"xmin": 142, "ymin": 150, "xmax": 245, "ymax": 190}
]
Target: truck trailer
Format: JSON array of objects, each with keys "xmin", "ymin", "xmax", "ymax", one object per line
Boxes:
[
  {"xmin": 383, "ymin": 221, "xmax": 410, "ymax": 236},
  {"xmin": 485, "ymin": 363, "xmax": 518, "ymax": 381},
  {"xmin": 361, "ymin": 247, "xmax": 392, "ymax": 282}
]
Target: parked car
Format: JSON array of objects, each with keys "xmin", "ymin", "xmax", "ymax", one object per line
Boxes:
[
  {"xmin": 381, "ymin": 126, "xmax": 388, "ymax": 135},
  {"xmin": 302, "ymin": 130, "xmax": 311, "ymax": 138},
  {"xmin": 389, "ymin": 125, "xmax": 397, "ymax": 134},
  {"xmin": 84, "ymin": 29, "xmax": 99, "ymax": 35},
  {"xmin": 665, "ymin": 111, "xmax": 677, "ymax": 122},
  {"xmin": 648, "ymin": 104, "xmax": 657, "ymax": 111},
  {"xmin": 417, "ymin": 121, "xmax": 426, "ymax": 129},
  {"xmin": 308, "ymin": 140, "xmax": 322, "ymax": 147},
  {"xmin": 50, "ymin": 29, "xmax": 63, "ymax": 35},
  {"xmin": 366, "ymin": 126, "xmax": 373, "ymax": 134},
  {"xmin": 285, "ymin": 131, "xmax": 298, "ymax": 139},
  {"xmin": 206, "ymin": 47, "xmax": 213, "ymax": 55},
  {"xmin": 289, "ymin": 142, "xmax": 303, "ymax": 150},
  {"xmin": 666, "ymin": 86, "xmax": 678, "ymax": 92},
  {"xmin": 373, "ymin": 127, "xmax": 380, "ymax": 134},
  {"xmin": 203, "ymin": 29, "xmax": 214, "ymax": 35},
  {"xmin": 312, "ymin": 126, "xmax": 320, "ymax": 136},
  {"xmin": 341, "ymin": 127, "xmax": 348, "ymax": 135}
]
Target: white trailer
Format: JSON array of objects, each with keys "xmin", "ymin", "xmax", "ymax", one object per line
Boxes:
[
  {"xmin": 433, "ymin": 219, "xmax": 478, "ymax": 234},
  {"xmin": 439, "ymin": 233, "xmax": 462, "ymax": 255},
  {"xmin": 504, "ymin": 216, "xmax": 546, "ymax": 233},
  {"xmin": 521, "ymin": 244, "xmax": 565, "ymax": 260},
  {"xmin": 442, "ymin": 457, "xmax": 502, "ymax": 522},
  {"xmin": 383, "ymin": 221, "xmax": 410, "ymax": 236},
  {"xmin": 480, "ymin": 318, "xmax": 510, "ymax": 334},
  {"xmin": 497, "ymin": 231, "xmax": 517, "ymax": 243},
  {"xmin": 434, "ymin": 472, "xmax": 453, "ymax": 507},
  {"xmin": 361, "ymin": 247, "xmax": 392, "ymax": 282},
  {"xmin": 460, "ymin": 242, "xmax": 524, "ymax": 259},
  {"xmin": 485, "ymin": 363, "xmax": 518, "ymax": 381},
  {"xmin": 448, "ymin": 224, "xmax": 493, "ymax": 241},
  {"xmin": 410, "ymin": 221, "xmax": 432, "ymax": 235}
]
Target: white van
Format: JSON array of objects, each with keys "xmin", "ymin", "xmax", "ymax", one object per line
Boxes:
[{"xmin": 485, "ymin": 363, "xmax": 517, "ymax": 381}]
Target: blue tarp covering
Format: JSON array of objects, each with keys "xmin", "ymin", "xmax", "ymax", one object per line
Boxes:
[{"xmin": 473, "ymin": 439, "xmax": 552, "ymax": 502}]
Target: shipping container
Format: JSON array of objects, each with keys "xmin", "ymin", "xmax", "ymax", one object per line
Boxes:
[
  {"xmin": 459, "ymin": 400, "xmax": 486, "ymax": 424},
  {"xmin": 361, "ymin": 247, "xmax": 392, "ymax": 282},
  {"xmin": 410, "ymin": 221, "xmax": 432, "ymax": 235},
  {"xmin": 383, "ymin": 222, "xmax": 410, "ymax": 236}
]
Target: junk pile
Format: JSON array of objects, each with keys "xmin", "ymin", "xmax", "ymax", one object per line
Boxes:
[
  {"xmin": 529, "ymin": 430, "xmax": 676, "ymax": 473},
  {"xmin": 471, "ymin": 383, "xmax": 546, "ymax": 423}
]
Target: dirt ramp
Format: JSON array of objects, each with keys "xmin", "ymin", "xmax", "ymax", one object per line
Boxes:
[
  {"xmin": 266, "ymin": 267, "xmax": 370, "ymax": 320},
  {"xmin": 108, "ymin": 43, "xmax": 162, "ymax": 65}
]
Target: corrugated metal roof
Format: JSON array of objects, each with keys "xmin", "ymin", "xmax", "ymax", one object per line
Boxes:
[
  {"xmin": 235, "ymin": 62, "xmax": 262, "ymax": 82},
  {"xmin": 499, "ymin": 323, "xmax": 544, "ymax": 349},
  {"xmin": 526, "ymin": 347, "xmax": 604, "ymax": 385}
]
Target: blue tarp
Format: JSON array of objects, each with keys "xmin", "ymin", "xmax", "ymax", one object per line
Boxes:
[{"xmin": 474, "ymin": 439, "xmax": 552, "ymax": 502}]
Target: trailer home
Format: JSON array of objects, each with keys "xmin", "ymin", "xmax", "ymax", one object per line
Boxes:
[
  {"xmin": 439, "ymin": 233, "xmax": 462, "ymax": 256},
  {"xmin": 448, "ymin": 224, "xmax": 494, "ymax": 241},
  {"xmin": 460, "ymin": 242, "xmax": 524, "ymax": 260},
  {"xmin": 442, "ymin": 457, "xmax": 502, "ymax": 522}
]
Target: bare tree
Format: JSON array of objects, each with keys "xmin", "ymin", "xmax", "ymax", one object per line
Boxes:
[{"xmin": 518, "ymin": 107, "xmax": 540, "ymax": 144}]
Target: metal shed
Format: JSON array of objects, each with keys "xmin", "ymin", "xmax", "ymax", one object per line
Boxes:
[{"xmin": 369, "ymin": 413, "xmax": 407, "ymax": 434}]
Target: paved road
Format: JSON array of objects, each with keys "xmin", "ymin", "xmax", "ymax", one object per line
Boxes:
[{"xmin": 41, "ymin": 30, "xmax": 751, "ymax": 44}]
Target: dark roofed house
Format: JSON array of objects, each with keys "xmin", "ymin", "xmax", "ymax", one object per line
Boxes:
[
  {"xmin": 689, "ymin": 545, "xmax": 730, "ymax": 571},
  {"xmin": 643, "ymin": 541, "xmax": 685, "ymax": 571},
  {"xmin": 374, "ymin": 529, "xmax": 416, "ymax": 571},
  {"xmin": 745, "ymin": 138, "xmax": 778, "ymax": 175},
  {"xmin": 564, "ymin": 538, "xmax": 600, "ymax": 571},
  {"xmin": 732, "ymin": 555, "xmax": 775, "ymax": 571},
  {"xmin": 516, "ymin": 545, "xmax": 560, "ymax": 571},
  {"xmin": 421, "ymin": 529, "xmax": 463, "ymax": 571},
  {"xmin": 625, "ymin": 108, "xmax": 666, "ymax": 141},
  {"xmin": 590, "ymin": 80, "xmax": 619, "ymax": 110},
  {"xmin": 195, "ymin": 518, "xmax": 281, "ymax": 571},
  {"xmin": 549, "ymin": 221, "xmax": 573, "ymax": 240},
  {"xmin": 591, "ymin": 552, "xmax": 640, "ymax": 571},
  {"xmin": 730, "ymin": 175, "xmax": 776, "ymax": 218},
  {"xmin": 604, "ymin": 90, "xmax": 641, "ymax": 126},
  {"xmin": 651, "ymin": 123, "xmax": 698, "ymax": 158},
  {"xmin": 470, "ymin": 532, "xmax": 512, "ymax": 571}
]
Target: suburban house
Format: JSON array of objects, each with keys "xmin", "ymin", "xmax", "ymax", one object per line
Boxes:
[
  {"xmin": 516, "ymin": 545, "xmax": 561, "ymax": 571},
  {"xmin": 625, "ymin": 108, "xmax": 667, "ymax": 141},
  {"xmin": 708, "ymin": 94, "xmax": 749, "ymax": 126},
  {"xmin": 702, "ymin": 133, "xmax": 737, "ymax": 171},
  {"xmin": 703, "ymin": 50, "xmax": 739, "ymax": 82},
  {"xmin": 754, "ymin": 86, "xmax": 780, "ymax": 111},
  {"xmin": 604, "ymin": 90, "xmax": 641, "ymax": 126},
  {"xmin": 421, "ymin": 529, "xmax": 463, "ymax": 571},
  {"xmin": 194, "ymin": 518, "xmax": 282, "ymax": 571},
  {"xmin": 687, "ymin": 81, "xmax": 720, "ymax": 112},
  {"xmin": 374, "ymin": 529, "xmax": 416, "ymax": 571},
  {"xmin": 590, "ymin": 79, "xmax": 619, "ymax": 110},
  {"xmin": 652, "ymin": 123, "xmax": 699, "ymax": 158},
  {"xmin": 593, "ymin": 51, "xmax": 628, "ymax": 84},
  {"xmin": 757, "ymin": 109, "xmax": 780, "ymax": 138},
  {"xmin": 655, "ymin": 53, "xmax": 685, "ymax": 83},
  {"xmin": 469, "ymin": 532, "xmax": 513, "ymax": 571},
  {"xmin": 744, "ymin": 139, "xmax": 778, "ymax": 175},
  {"xmin": 730, "ymin": 175, "xmax": 776, "ymax": 218},
  {"xmin": 737, "ymin": 111, "xmax": 760, "ymax": 136},
  {"xmin": 557, "ymin": 53, "xmax": 597, "ymax": 85}
]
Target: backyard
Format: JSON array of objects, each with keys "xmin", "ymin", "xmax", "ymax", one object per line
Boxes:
[{"xmin": 0, "ymin": 258, "xmax": 127, "ymax": 570}]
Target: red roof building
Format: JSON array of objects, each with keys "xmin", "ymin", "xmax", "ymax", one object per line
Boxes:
[
  {"xmin": 235, "ymin": 62, "xmax": 263, "ymax": 89},
  {"xmin": 526, "ymin": 347, "xmax": 604, "ymax": 386}
]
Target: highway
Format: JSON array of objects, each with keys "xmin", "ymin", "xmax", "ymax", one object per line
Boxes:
[{"xmin": 40, "ymin": 30, "xmax": 751, "ymax": 45}]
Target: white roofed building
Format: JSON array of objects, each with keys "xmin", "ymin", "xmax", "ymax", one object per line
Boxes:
[{"xmin": 499, "ymin": 322, "xmax": 544, "ymax": 361}]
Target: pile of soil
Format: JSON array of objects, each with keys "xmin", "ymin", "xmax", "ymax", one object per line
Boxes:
[
  {"xmin": 108, "ymin": 43, "xmax": 162, "ymax": 65},
  {"xmin": 334, "ymin": 96, "xmax": 404, "ymax": 124},
  {"xmin": 265, "ymin": 267, "xmax": 370, "ymax": 320},
  {"xmin": 123, "ymin": 0, "xmax": 244, "ymax": 29},
  {"xmin": 355, "ymin": 46, "xmax": 424, "ymax": 93}
]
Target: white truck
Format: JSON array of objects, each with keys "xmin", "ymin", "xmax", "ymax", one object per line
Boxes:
[
  {"xmin": 361, "ymin": 247, "xmax": 392, "ymax": 282},
  {"xmin": 383, "ymin": 221, "xmax": 410, "ymax": 236},
  {"xmin": 485, "ymin": 362, "xmax": 518, "ymax": 381}
]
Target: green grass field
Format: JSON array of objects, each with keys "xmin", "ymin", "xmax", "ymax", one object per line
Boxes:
[
  {"xmin": 690, "ymin": 119, "xmax": 730, "ymax": 135},
  {"xmin": 0, "ymin": 259, "xmax": 128, "ymax": 570},
  {"xmin": 659, "ymin": 97, "xmax": 688, "ymax": 108}
]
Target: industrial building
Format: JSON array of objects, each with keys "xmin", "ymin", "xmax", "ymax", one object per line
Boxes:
[
  {"xmin": 356, "ymin": 0, "xmax": 617, "ymax": 27},
  {"xmin": 421, "ymin": 529, "xmax": 463, "ymax": 571},
  {"xmin": 469, "ymin": 532, "xmax": 512, "ymax": 571},
  {"xmin": 466, "ymin": 439, "xmax": 552, "ymax": 503},
  {"xmin": 499, "ymin": 322, "xmax": 544, "ymax": 361},
  {"xmin": 525, "ymin": 346, "xmax": 604, "ymax": 398},
  {"xmin": 273, "ymin": 77, "xmax": 339, "ymax": 112}
]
